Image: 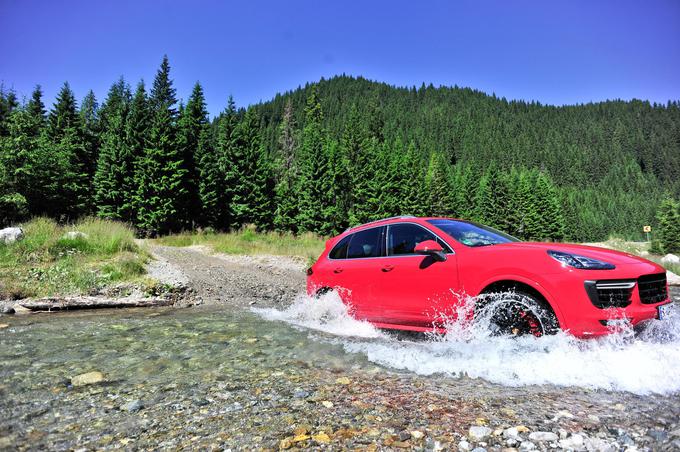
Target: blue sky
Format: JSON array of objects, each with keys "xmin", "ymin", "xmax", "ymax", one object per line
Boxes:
[{"xmin": 1, "ymin": 0, "xmax": 679, "ymax": 116}]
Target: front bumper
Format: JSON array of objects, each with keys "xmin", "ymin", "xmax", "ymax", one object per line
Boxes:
[{"xmin": 541, "ymin": 264, "xmax": 671, "ymax": 337}]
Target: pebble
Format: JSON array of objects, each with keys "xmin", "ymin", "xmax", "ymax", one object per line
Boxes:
[
  {"xmin": 411, "ymin": 430, "xmax": 424, "ymax": 440},
  {"xmin": 0, "ymin": 323, "xmax": 8, "ymax": 329},
  {"xmin": 471, "ymin": 447, "xmax": 487, "ymax": 452},
  {"xmin": 559, "ymin": 433, "xmax": 585, "ymax": 450},
  {"xmin": 458, "ymin": 440, "xmax": 471, "ymax": 451},
  {"xmin": 71, "ymin": 371, "xmax": 105, "ymax": 387},
  {"xmin": 519, "ymin": 442, "xmax": 535, "ymax": 451},
  {"xmin": 503, "ymin": 427, "xmax": 521, "ymax": 440},
  {"xmin": 647, "ymin": 429, "xmax": 668, "ymax": 442},
  {"xmin": 469, "ymin": 426, "xmax": 492, "ymax": 442},
  {"xmin": 293, "ymin": 390, "xmax": 310, "ymax": 398},
  {"xmin": 121, "ymin": 400, "xmax": 144, "ymax": 412},
  {"xmin": 528, "ymin": 431, "xmax": 558, "ymax": 442}
]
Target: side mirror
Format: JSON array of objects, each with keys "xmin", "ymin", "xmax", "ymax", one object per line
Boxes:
[{"xmin": 414, "ymin": 240, "xmax": 447, "ymax": 262}]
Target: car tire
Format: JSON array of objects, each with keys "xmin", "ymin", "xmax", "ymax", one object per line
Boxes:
[{"xmin": 479, "ymin": 291, "xmax": 560, "ymax": 337}]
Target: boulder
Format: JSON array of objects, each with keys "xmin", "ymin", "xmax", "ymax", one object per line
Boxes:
[
  {"xmin": 62, "ymin": 231, "xmax": 88, "ymax": 240},
  {"xmin": 667, "ymin": 270, "xmax": 680, "ymax": 287},
  {"xmin": 662, "ymin": 254, "xmax": 680, "ymax": 265},
  {"xmin": 0, "ymin": 227, "xmax": 23, "ymax": 245}
]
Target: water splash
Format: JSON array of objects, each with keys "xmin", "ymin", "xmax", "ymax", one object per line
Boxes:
[
  {"xmin": 254, "ymin": 292, "xmax": 680, "ymax": 395},
  {"xmin": 252, "ymin": 291, "xmax": 386, "ymax": 339}
]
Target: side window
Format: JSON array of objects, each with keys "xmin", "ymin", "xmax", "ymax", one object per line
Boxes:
[
  {"xmin": 347, "ymin": 227, "xmax": 383, "ymax": 259},
  {"xmin": 329, "ymin": 236, "xmax": 350, "ymax": 259},
  {"xmin": 387, "ymin": 223, "xmax": 452, "ymax": 255}
]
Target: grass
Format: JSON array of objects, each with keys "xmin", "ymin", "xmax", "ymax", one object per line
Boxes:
[
  {"xmin": 588, "ymin": 236, "xmax": 680, "ymax": 275},
  {"xmin": 153, "ymin": 225, "xmax": 326, "ymax": 263},
  {"xmin": 0, "ymin": 217, "xmax": 149, "ymax": 300}
]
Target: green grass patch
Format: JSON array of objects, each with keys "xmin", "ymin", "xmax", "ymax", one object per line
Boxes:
[
  {"xmin": 0, "ymin": 217, "xmax": 148, "ymax": 299},
  {"xmin": 153, "ymin": 225, "xmax": 326, "ymax": 262}
]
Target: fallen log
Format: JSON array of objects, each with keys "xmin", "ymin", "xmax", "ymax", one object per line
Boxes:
[{"xmin": 13, "ymin": 296, "xmax": 173, "ymax": 312}]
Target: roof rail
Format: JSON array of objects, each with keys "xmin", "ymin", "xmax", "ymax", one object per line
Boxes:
[{"xmin": 345, "ymin": 215, "xmax": 417, "ymax": 232}]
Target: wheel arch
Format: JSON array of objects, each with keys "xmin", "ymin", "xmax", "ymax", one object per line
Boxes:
[{"xmin": 478, "ymin": 277, "xmax": 566, "ymax": 329}]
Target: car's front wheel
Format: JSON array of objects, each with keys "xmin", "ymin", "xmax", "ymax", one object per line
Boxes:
[{"xmin": 479, "ymin": 291, "xmax": 559, "ymax": 337}]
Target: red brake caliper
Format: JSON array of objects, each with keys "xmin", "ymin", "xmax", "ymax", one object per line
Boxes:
[{"xmin": 519, "ymin": 310, "xmax": 543, "ymax": 337}]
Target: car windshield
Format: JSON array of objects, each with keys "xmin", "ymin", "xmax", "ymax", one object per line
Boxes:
[{"xmin": 427, "ymin": 219, "xmax": 520, "ymax": 247}]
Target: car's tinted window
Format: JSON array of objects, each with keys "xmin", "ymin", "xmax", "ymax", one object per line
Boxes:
[
  {"xmin": 427, "ymin": 219, "xmax": 519, "ymax": 247},
  {"xmin": 387, "ymin": 223, "xmax": 451, "ymax": 255},
  {"xmin": 347, "ymin": 227, "xmax": 383, "ymax": 259},
  {"xmin": 329, "ymin": 236, "xmax": 350, "ymax": 259}
]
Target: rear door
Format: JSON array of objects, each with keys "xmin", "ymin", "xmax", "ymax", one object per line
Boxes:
[
  {"xmin": 373, "ymin": 222, "xmax": 459, "ymax": 327},
  {"xmin": 325, "ymin": 226, "xmax": 385, "ymax": 320}
]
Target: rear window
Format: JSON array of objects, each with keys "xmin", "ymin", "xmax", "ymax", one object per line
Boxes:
[
  {"xmin": 346, "ymin": 227, "xmax": 383, "ymax": 259},
  {"xmin": 329, "ymin": 236, "xmax": 350, "ymax": 259}
]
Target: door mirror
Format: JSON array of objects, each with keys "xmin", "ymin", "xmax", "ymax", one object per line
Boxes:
[{"xmin": 414, "ymin": 240, "xmax": 447, "ymax": 262}]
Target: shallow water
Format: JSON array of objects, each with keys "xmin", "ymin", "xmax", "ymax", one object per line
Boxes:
[
  {"xmin": 255, "ymin": 291, "xmax": 680, "ymax": 395},
  {"xmin": 1, "ymin": 294, "xmax": 680, "ymax": 449}
]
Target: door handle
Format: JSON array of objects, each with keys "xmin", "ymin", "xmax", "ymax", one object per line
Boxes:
[
  {"xmin": 381, "ymin": 265, "xmax": 394, "ymax": 272},
  {"xmin": 333, "ymin": 268, "xmax": 344, "ymax": 274}
]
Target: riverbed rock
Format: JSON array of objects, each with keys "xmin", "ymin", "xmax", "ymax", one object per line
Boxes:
[
  {"xmin": 662, "ymin": 254, "xmax": 680, "ymax": 265},
  {"xmin": 559, "ymin": 433, "xmax": 585, "ymax": 450},
  {"xmin": 62, "ymin": 231, "xmax": 88, "ymax": 240},
  {"xmin": 667, "ymin": 270, "xmax": 680, "ymax": 286},
  {"xmin": 0, "ymin": 227, "xmax": 23, "ymax": 244},
  {"xmin": 519, "ymin": 442, "xmax": 535, "ymax": 451},
  {"xmin": 121, "ymin": 399, "xmax": 144, "ymax": 412},
  {"xmin": 71, "ymin": 371, "xmax": 105, "ymax": 387},
  {"xmin": 12, "ymin": 304, "xmax": 31, "ymax": 315},
  {"xmin": 0, "ymin": 323, "xmax": 8, "ymax": 329},
  {"xmin": 528, "ymin": 431, "xmax": 558, "ymax": 442},
  {"xmin": 469, "ymin": 426, "xmax": 492, "ymax": 442},
  {"xmin": 647, "ymin": 428, "xmax": 668, "ymax": 442}
]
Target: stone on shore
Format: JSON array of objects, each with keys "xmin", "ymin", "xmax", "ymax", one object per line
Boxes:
[
  {"xmin": 71, "ymin": 371, "xmax": 105, "ymax": 387},
  {"xmin": 0, "ymin": 227, "xmax": 23, "ymax": 244}
]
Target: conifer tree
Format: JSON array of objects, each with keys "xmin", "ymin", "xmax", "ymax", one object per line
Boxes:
[
  {"xmin": 296, "ymin": 87, "xmax": 336, "ymax": 234},
  {"xmin": 657, "ymin": 197, "xmax": 680, "ymax": 254},
  {"xmin": 94, "ymin": 79, "xmax": 131, "ymax": 220},
  {"xmin": 177, "ymin": 82, "xmax": 209, "ymax": 227},
  {"xmin": 26, "ymin": 85, "xmax": 46, "ymax": 136},
  {"xmin": 228, "ymin": 108, "xmax": 273, "ymax": 229},
  {"xmin": 273, "ymin": 100, "xmax": 300, "ymax": 232},
  {"xmin": 46, "ymin": 82, "xmax": 91, "ymax": 218},
  {"xmin": 199, "ymin": 97, "xmax": 237, "ymax": 229},
  {"xmin": 425, "ymin": 152, "xmax": 454, "ymax": 217},
  {"xmin": 133, "ymin": 56, "xmax": 187, "ymax": 235}
]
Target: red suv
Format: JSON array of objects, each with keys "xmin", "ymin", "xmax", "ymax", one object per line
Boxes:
[{"xmin": 307, "ymin": 216, "xmax": 672, "ymax": 338}]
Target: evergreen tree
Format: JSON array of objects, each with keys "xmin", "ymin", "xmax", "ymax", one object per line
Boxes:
[
  {"xmin": 177, "ymin": 82, "xmax": 209, "ymax": 227},
  {"xmin": 199, "ymin": 97, "xmax": 237, "ymax": 229},
  {"xmin": 228, "ymin": 108, "xmax": 273, "ymax": 229},
  {"xmin": 45, "ymin": 82, "xmax": 91, "ymax": 218},
  {"xmin": 133, "ymin": 56, "xmax": 187, "ymax": 235},
  {"xmin": 26, "ymin": 85, "xmax": 46, "ymax": 136},
  {"xmin": 656, "ymin": 197, "xmax": 680, "ymax": 254},
  {"xmin": 273, "ymin": 100, "xmax": 300, "ymax": 232},
  {"xmin": 425, "ymin": 151, "xmax": 454, "ymax": 217},
  {"xmin": 94, "ymin": 79, "xmax": 132, "ymax": 221},
  {"xmin": 296, "ymin": 87, "xmax": 336, "ymax": 234}
]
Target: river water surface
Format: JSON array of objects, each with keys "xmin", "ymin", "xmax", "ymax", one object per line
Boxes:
[{"xmin": 1, "ymin": 293, "xmax": 680, "ymax": 450}]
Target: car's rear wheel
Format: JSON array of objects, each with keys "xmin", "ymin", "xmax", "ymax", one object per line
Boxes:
[{"xmin": 480, "ymin": 291, "xmax": 559, "ymax": 337}]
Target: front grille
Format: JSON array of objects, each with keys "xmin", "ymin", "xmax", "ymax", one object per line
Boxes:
[
  {"xmin": 638, "ymin": 273, "xmax": 668, "ymax": 304},
  {"xmin": 585, "ymin": 280, "xmax": 634, "ymax": 308}
]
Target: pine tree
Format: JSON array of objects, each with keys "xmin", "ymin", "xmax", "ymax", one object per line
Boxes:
[
  {"xmin": 199, "ymin": 97, "xmax": 237, "ymax": 229},
  {"xmin": 26, "ymin": 85, "xmax": 46, "ymax": 136},
  {"xmin": 177, "ymin": 82, "xmax": 209, "ymax": 227},
  {"xmin": 133, "ymin": 56, "xmax": 187, "ymax": 235},
  {"xmin": 46, "ymin": 82, "xmax": 91, "ymax": 218},
  {"xmin": 425, "ymin": 152, "xmax": 454, "ymax": 216},
  {"xmin": 94, "ymin": 79, "xmax": 131, "ymax": 220},
  {"xmin": 273, "ymin": 100, "xmax": 300, "ymax": 232},
  {"xmin": 296, "ymin": 87, "xmax": 336, "ymax": 234},
  {"xmin": 534, "ymin": 173, "xmax": 566, "ymax": 241},
  {"xmin": 124, "ymin": 81, "xmax": 150, "ymax": 223},
  {"xmin": 657, "ymin": 197, "xmax": 680, "ymax": 254},
  {"xmin": 228, "ymin": 108, "xmax": 273, "ymax": 229}
]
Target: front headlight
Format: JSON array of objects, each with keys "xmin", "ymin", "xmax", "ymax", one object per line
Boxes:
[{"xmin": 547, "ymin": 250, "xmax": 615, "ymax": 270}]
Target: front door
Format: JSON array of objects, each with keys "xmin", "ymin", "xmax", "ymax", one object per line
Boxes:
[{"xmin": 373, "ymin": 223, "xmax": 460, "ymax": 328}]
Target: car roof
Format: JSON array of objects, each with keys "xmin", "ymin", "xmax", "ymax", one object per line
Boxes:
[{"xmin": 343, "ymin": 216, "xmax": 465, "ymax": 234}]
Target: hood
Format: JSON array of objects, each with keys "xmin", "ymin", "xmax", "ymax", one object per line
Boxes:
[{"xmin": 501, "ymin": 242, "xmax": 652, "ymax": 266}]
